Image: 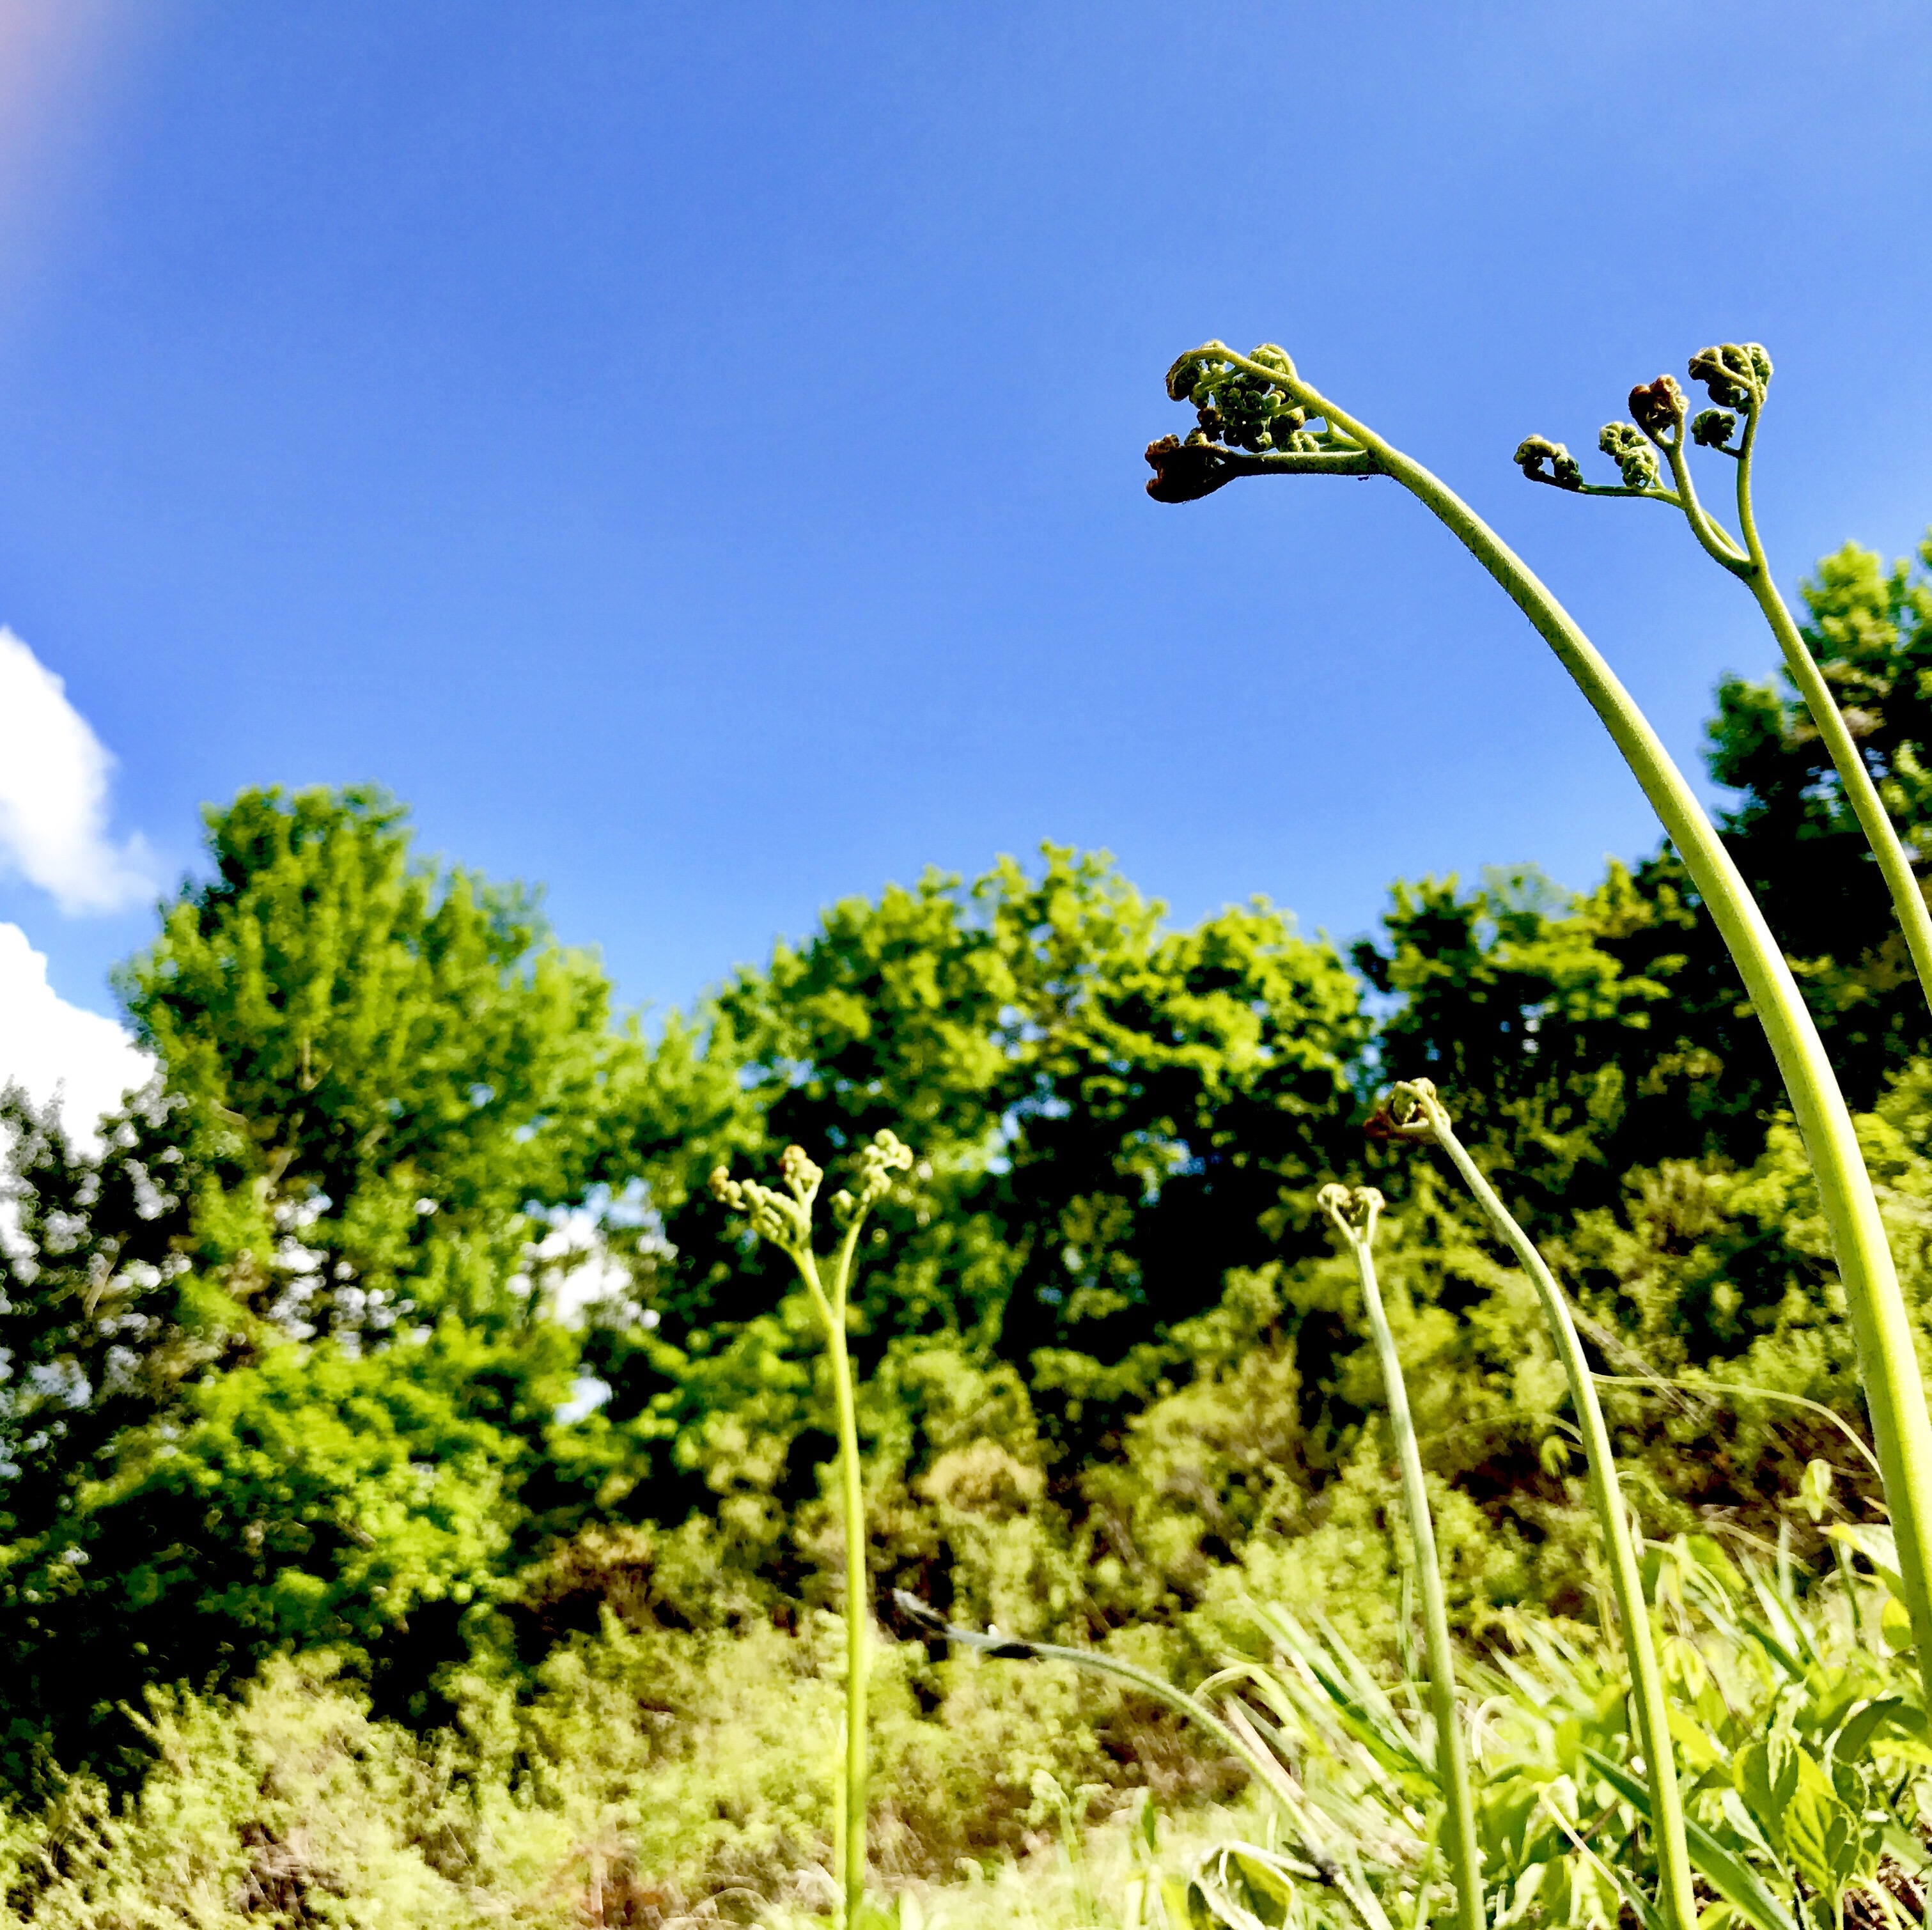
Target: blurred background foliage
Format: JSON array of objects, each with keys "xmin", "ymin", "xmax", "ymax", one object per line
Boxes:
[{"xmin": 4, "ymin": 533, "xmax": 1932, "ymax": 1920}]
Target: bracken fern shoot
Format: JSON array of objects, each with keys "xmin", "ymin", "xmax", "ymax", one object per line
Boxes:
[
  {"xmin": 1369, "ymin": 1079, "xmax": 1696, "ymax": 1930},
  {"xmin": 1317, "ymin": 1181, "xmax": 1483, "ymax": 1930},
  {"xmin": 1516, "ymin": 341, "xmax": 1932, "ymax": 1029},
  {"xmin": 1143, "ymin": 339, "xmax": 1932, "ymax": 1709},
  {"xmin": 710, "ymin": 1128, "xmax": 914, "ymax": 1927}
]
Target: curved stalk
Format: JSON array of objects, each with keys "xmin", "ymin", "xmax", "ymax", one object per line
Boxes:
[
  {"xmin": 1320, "ymin": 1186, "xmax": 1483, "ymax": 1930},
  {"xmin": 1653, "ymin": 428, "xmax": 1750, "ymax": 575},
  {"xmin": 892, "ymin": 1588, "xmax": 1277, "ymax": 1780},
  {"xmin": 889, "ymin": 1591, "xmax": 1398, "ymax": 1930},
  {"xmin": 1377, "ymin": 1083, "xmax": 1695, "ymax": 1930},
  {"xmin": 1589, "ymin": 1372, "xmax": 1883, "ymax": 1482},
  {"xmin": 1147, "ymin": 343, "xmax": 1932, "ymax": 1715},
  {"xmin": 1528, "ymin": 350, "xmax": 1932, "ymax": 1075},
  {"xmin": 1727, "ymin": 407, "xmax": 1932, "ymax": 1018}
]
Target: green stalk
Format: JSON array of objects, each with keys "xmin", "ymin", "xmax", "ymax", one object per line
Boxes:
[
  {"xmin": 777, "ymin": 1231, "xmax": 871, "ymax": 1926},
  {"xmin": 1727, "ymin": 406, "xmax": 1932, "ymax": 1018},
  {"xmin": 819, "ymin": 1219, "xmax": 870, "ymax": 1930},
  {"xmin": 892, "ymin": 1589, "xmax": 1284, "ymax": 1784},
  {"xmin": 1148, "ymin": 344, "xmax": 1932, "ymax": 1715},
  {"xmin": 1379, "ymin": 1084, "xmax": 1695, "ymax": 1930},
  {"xmin": 1554, "ymin": 350, "xmax": 1932, "ymax": 1032},
  {"xmin": 1320, "ymin": 1185, "xmax": 1483, "ymax": 1930},
  {"xmin": 710, "ymin": 1133, "xmax": 913, "ymax": 1929}
]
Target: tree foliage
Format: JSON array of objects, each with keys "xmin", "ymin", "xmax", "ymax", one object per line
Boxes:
[{"xmin": 6, "ymin": 534, "xmax": 1932, "ymax": 1794}]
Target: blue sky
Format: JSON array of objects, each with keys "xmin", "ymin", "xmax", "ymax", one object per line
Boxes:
[{"xmin": 1, "ymin": 1, "xmax": 1930, "ymax": 1048}]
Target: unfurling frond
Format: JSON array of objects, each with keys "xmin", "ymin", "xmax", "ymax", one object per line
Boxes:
[{"xmin": 1598, "ymin": 421, "xmax": 1662, "ymax": 491}]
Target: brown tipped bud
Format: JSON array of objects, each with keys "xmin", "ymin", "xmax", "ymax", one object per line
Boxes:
[
  {"xmin": 1165, "ymin": 354, "xmax": 1207, "ymax": 403},
  {"xmin": 1145, "ymin": 434, "xmax": 1240, "ymax": 504},
  {"xmin": 1364, "ymin": 1077, "xmax": 1445, "ymax": 1144},
  {"xmin": 1628, "ymin": 375, "xmax": 1686, "ymax": 439}
]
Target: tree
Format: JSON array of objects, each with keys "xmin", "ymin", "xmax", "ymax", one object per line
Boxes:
[
  {"xmin": 596, "ymin": 847, "xmax": 1366, "ymax": 1474},
  {"xmin": 1353, "ymin": 861, "xmax": 1767, "ymax": 1230},
  {"xmin": 0, "ymin": 787, "xmax": 648, "ymax": 1777},
  {"xmin": 114, "ymin": 786, "xmax": 640, "ymax": 1338}
]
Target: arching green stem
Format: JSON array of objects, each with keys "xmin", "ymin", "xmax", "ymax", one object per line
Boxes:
[
  {"xmin": 1320, "ymin": 1186, "xmax": 1483, "ymax": 1930},
  {"xmin": 1537, "ymin": 352, "xmax": 1932, "ymax": 1078},
  {"xmin": 1726, "ymin": 405, "xmax": 1932, "ymax": 1019},
  {"xmin": 1152, "ymin": 343, "xmax": 1932, "ymax": 1717},
  {"xmin": 1380, "ymin": 1084, "xmax": 1694, "ymax": 1930},
  {"xmin": 894, "ymin": 1589, "xmax": 1276, "ymax": 1780},
  {"xmin": 889, "ymin": 1591, "xmax": 1397, "ymax": 1930}
]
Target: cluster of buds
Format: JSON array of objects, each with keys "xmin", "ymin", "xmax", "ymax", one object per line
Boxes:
[
  {"xmin": 1626, "ymin": 375, "xmax": 1686, "ymax": 441},
  {"xmin": 832, "ymin": 1129, "xmax": 915, "ymax": 1227},
  {"xmin": 1364, "ymin": 1077, "xmax": 1448, "ymax": 1144},
  {"xmin": 1690, "ymin": 407, "xmax": 1738, "ymax": 451},
  {"xmin": 1517, "ymin": 341, "xmax": 1772, "ymax": 493},
  {"xmin": 1513, "ymin": 435, "xmax": 1584, "ymax": 491},
  {"xmin": 710, "ymin": 1142, "xmax": 823, "ymax": 1257},
  {"xmin": 1598, "ymin": 421, "xmax": 1662, "ymax": 491},
  {"xmin": 1165, "ymin": 343, "xmax": 1311, "ymax": 455},
  {"xmin": 1688, "ymin": 341, "xmax": 1772, "ymax": 413},
  {"xmin": 710, "ymin": 1130, "xmax": 915, "ymax": 1257},
  {"xmin": 1317, "ymin": 1181, "xmax": 1385, "ymax": 1245}
]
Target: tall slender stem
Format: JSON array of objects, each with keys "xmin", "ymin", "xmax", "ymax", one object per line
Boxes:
[
  {"xmin": 1726, "ymin": 414, "xmax": 1932, "ymax": 1018},
  {"xmin": 712, "ymin": 1137, "xmax": 911, "ymax": 1928},
  {"xmin": 1385, "ymin": 1093, "xmax": 1695, "ymax": 1930},
  {"xmin": 805, "ymin": 1225, "xmax": 871, "ymax": 1930},
  {"xmin": 1323, "ymin": 1190, "xmax": 1483, "ymax": 1930},
  {"xmin": 1172, "ymin": 345, "xmax": 1932, "ymax": 1709},
  {"xmin": 831, "ymin": 1238, "xmax": 868, "ymax": 1929}
]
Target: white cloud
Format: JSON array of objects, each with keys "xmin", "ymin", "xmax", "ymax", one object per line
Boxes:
[
  {"xmin": 0, "ymin": 921, "xmax": 151, "ymax": 1147},
  {"xmin": 0, "ymin": 626, "xmax": 152, "ymax": 914}
]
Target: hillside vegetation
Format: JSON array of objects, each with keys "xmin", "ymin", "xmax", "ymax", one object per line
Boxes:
[{"xmin": 4, "ymin": 533, "xmax": 1932, "ymax": 1924}]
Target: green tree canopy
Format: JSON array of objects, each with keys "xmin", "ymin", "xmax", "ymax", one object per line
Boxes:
[
  {"xmin": 0, "ymin": 788, "xmax": 646, "ymax": 1776},
  {"xmin": 114, "ymin": 784, "xmax": 642, "ymax": 1339},
  {"xmin": 625, "ymin": 848, "xmax": 1364, "ymax": 1354}
]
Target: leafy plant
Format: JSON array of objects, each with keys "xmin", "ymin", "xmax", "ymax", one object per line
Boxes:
[{"xmin": 1190, "ymin": 1534, "xmax": 1928, "ymax": 1930}]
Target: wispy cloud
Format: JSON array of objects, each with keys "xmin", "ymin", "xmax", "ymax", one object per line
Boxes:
[
  {"xmin": 0, "ymin": 627, "xmax": 153, "ymax": 913},
  {"xmin": 0, "ymin": 921, "xmax": 151, "ymax": 1148}
]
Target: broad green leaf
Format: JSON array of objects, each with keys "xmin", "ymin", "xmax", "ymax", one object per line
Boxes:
[
  {"xmin": 1780, "ymin": 1782, "xmax": 1850, "ymax": 1900},
  {"xmin": 1832, "ymin": 1697, "xmax": 1905, "ymax": 1768},
  {"xmin": 1668, "ymin": 1703, "xmax": 1724, "ymax": 1774},
  {"xmin": 1826, "ymin": 1525, "xmax": 1903, "ymax": 1601},
  {"xmin": 1883, "ymin": 1596, "xmax": 1915, "ymax": 1651}
]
